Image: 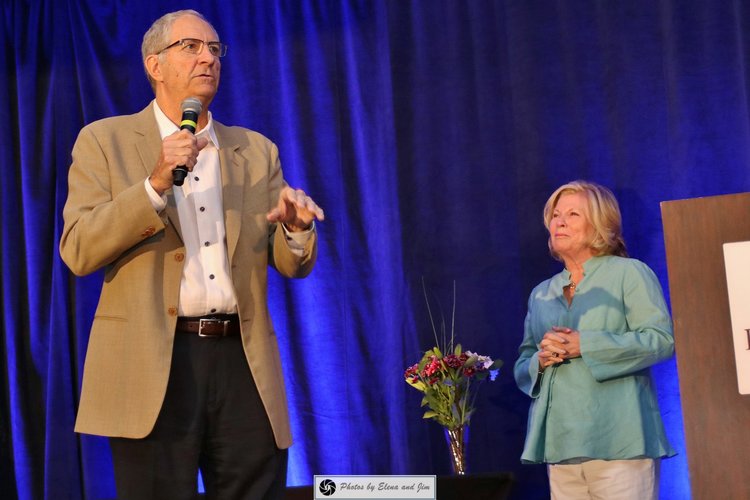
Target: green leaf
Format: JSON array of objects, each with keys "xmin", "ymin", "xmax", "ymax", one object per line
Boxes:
[{"xmin": 406, "ymin": 379, "xmax": 426, "ymax": 391}]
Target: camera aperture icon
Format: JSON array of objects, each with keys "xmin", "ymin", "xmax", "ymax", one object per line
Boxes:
[{"xmin": 319, "ymin": 478, "xmax": 337, "ymax": 496}]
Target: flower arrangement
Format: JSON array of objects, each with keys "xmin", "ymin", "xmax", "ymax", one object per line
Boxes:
[
  {"xmin": 404, "ymin": 282, "xmax": 502, "ymax": 431},
  {"xmin": 404, "ymin": 346, "xmax": 501, "ymax": 429}
]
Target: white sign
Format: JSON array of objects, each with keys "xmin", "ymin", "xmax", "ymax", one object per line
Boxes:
[
  {"xmin": 313, "ymin": 475, "xmax": 436, "ymax": 499},
  {"xmin": 722, "ymin": 240, "xmax": 750, "ymax": 394}
]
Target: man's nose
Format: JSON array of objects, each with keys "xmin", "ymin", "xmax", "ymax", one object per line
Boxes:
[{"xmin": 197, "ymin": 47, "xmax": 216, "ymax": 64}]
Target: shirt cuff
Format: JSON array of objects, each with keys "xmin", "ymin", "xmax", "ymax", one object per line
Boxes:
[
  {"xmin": 144, "ymin": 178, "xmax": 167, "ymax": 212},
  {"xmin": 281, "ymin": 221, "xmax": 315, "ymax": 251}
]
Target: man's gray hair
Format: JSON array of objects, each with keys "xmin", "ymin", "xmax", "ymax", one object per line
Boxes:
[{"xmin": 141, "ymin": 10, "xmax": 212, "ymax": 90}]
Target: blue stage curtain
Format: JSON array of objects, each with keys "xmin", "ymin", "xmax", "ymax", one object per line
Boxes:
[{"xmin": 7, "ymin": 0, "xmax": 750, "ymax": 498}]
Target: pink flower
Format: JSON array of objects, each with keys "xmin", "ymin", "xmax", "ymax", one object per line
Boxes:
[
  {"xmin": 404, "ymin": 364, "xmax": 420, "ymax": 381},
  {"xmin": 443, "ymin": 354, "xmax": 463, "ymax": 368},
  {"xmin": 423, "ymin": 356, "xmax": 441, "ymax": 377}
]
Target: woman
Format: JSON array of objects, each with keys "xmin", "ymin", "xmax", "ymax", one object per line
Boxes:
[{"xmin": 514, "ymin": 181, "xmax": 675, "ymax": 500}]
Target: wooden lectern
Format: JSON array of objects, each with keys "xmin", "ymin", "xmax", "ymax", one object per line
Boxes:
[{"xmin": 661, "ymin": 192, "xmax": 750, "ymax": 500}]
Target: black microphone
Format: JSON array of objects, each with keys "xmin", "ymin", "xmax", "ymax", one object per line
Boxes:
[{"xmin": 172, "ymin": 97, "xmax": 203, "ymax": 187}]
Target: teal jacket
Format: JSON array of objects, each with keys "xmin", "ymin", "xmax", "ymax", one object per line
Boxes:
[{"xmin": 514, "ymin": 255, "xmax": 676, "ymax": 464}]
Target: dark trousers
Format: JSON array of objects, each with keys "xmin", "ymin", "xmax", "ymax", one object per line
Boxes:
[{"xmin": 110, "ymin": 333, "xmax": 287, "ymax": 500}]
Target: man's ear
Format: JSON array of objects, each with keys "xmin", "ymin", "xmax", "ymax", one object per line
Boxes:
[{"xmin": 144, "ymin": 54, "xmax": 163, "ymax": 83}]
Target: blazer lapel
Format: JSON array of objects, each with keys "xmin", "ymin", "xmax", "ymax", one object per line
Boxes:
[
  {"xmin": 216, "ymin": 124, "xmax": 245, "ymax": 262},
  {"xmin": 133, "ymin": 105, "xmax": 162, "ymax": 179},
  {"xmin": 133, "ymin": 103, "xmax": 184, "ymax": 241}
]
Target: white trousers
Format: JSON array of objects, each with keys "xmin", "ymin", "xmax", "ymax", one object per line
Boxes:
[{"xmin": 548, "ymin": 458, "xmax": 660, "ymax": 500}]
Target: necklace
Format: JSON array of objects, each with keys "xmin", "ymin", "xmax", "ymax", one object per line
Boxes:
[{"xmin": 563, "ymin": 279, "xmax": 576, "ymax": 305}]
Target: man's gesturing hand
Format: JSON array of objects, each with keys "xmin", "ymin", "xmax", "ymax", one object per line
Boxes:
[{"xmin": 266, "ymin": 186, "xmax": 325, "ymax": 232}]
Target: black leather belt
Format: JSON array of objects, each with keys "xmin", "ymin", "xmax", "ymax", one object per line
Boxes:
[{"xmin": 176, "ymin": 314, "xmax": 240, "ymax": 337}]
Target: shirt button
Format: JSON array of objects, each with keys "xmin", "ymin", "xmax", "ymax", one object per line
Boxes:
[
  {"xmin": 141, "ymin": 226, "xmax": 156, "ymax": 237},
  {"xmin": 204, "ymin": 241, "xmax": 210, "ymax": 247},
  {"xmin": 167, "ymin": 307, "xmax": 178, "ymax": 316},
  {"xmin": 210, "ymin": 308, "xmax": 217, "ymax": 313},
  {"xmin": 174, "ymin": 253, "xmax": 185, "ymax": 262},
  {"xmin": 209, "ymin": 274, "xmax": 215, "ymax": 280},
  {"xmin": 194, "ymin": 176, "xmax": 200, "ymax": 181},
  {"xmin": 199, "ymin": 206, "xmax": 206, "ymax": 212}
]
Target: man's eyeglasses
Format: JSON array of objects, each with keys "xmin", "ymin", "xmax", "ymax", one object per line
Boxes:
[{"xmin": 158, "ymin": 38, "xmax": 228, "ymax": 58}]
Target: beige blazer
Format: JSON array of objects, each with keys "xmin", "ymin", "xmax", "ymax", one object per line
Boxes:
[{"xmin": 59, "ymin": 104, "xmax": 316, "ymax": 448}]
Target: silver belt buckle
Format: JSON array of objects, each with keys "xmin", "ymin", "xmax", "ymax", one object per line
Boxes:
[{"xmin": 198, "ymin": 318, "xmax": 229, "ymax": 337}]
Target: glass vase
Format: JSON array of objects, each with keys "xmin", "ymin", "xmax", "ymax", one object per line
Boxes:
[{"xmin": 443, "ymin": 425, "xmax": 469, "ymax": 475}]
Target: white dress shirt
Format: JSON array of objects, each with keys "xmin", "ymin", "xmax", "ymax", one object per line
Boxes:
[{"xmin": 143, "ymin": 101, "xmax": 311, "ymax": 317}]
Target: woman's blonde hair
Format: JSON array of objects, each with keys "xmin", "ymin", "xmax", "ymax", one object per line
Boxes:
[{"xmin": 542, "ymin": 180, "xmax": 628, "ymax": 261}]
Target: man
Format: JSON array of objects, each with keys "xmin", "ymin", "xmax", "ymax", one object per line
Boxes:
[{"xmin": 59, "ymin": 9, "xmax": 323, "ymax": 499}]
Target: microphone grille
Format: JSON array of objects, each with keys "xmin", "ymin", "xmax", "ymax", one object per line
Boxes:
[{"xmin": 181, "ymin": 97, "xmax": 203, "ymax": 114}]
